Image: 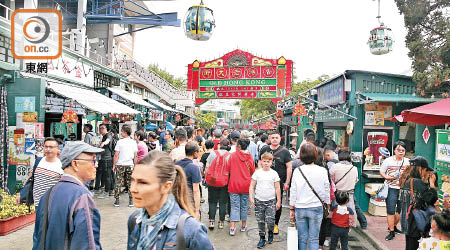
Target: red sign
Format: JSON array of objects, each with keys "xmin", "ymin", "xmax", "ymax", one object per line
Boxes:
[{"xmin": 187, "ymin": 49, "xmax": 293, "ymax": 105}]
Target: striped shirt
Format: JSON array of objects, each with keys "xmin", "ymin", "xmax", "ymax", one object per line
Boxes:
[{"xmin": 33, "ymin": 157, "xmax": 63, "ymax": 207}]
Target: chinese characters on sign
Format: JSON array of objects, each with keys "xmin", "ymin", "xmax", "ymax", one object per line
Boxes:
[{"xmin": 25, "ymin": 62, "xmax": 48, "ymax": 73}]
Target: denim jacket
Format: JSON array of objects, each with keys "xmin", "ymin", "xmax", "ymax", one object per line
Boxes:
[{"xmin": 127, "ymin": 202, "xmax": 214, "ymax": 250}]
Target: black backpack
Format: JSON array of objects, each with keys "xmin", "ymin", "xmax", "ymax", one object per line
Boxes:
[{"xmin": 109, "ymin": 135, "xmax": 118, "ymax": 158}]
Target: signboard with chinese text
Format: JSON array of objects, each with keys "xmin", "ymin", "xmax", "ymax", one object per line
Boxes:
[
  {"xmin": 317, "ymin": 77, "xmax": 346, "ymax": 106},
  {"xmin": 187, "ymin": 49, "xmax": 293, "ymax": 105}
]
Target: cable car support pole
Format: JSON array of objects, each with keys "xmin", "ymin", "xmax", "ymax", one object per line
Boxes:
[{"xmin": 250, "ymin": 93, "xmax": 358, "ymax": 124}]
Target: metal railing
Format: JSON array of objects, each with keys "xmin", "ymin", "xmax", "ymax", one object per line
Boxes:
[{"xmin": 0, "ymin": 3, "xmax": 12, "ymax": 21}]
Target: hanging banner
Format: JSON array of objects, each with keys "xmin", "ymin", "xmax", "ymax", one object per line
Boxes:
[
  {"xmin": 187, "ymin": 49, "xmax": 293, "ymax": 105},
  {"xmin": 317, "ymin": 77, "xmax": 346, "ymax": 106}
]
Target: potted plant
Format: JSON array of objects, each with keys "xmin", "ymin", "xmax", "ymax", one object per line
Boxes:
[{"xmin": 0, "ymin": 189, "xmax": 35, "ymax": 236}]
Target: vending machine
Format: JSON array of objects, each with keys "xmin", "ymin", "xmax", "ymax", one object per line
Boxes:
[{"xmin": 435, "ymin": 129, "xmax": 450, "ymax": 210}]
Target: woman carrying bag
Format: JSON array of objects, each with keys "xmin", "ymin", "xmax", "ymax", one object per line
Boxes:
[{"xmin": 290, "ymin": 143, "xmax": 330, "ymax": 250}]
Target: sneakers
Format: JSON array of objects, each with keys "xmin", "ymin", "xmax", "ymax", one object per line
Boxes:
[
  {"xmin": 229, "ymin": 228, "xmax": 235, "ymax": 236},
  {"xmin": 324, "ymin": 239, "xmax": 330, "ymax": 247},
  {"xmin": 273, "ymin": 224, "xmax": 279, "ymax": 234},
  {"xmin": 128, "ymin": 198, "xmax": 134, "ymax": 207},
  {"xmin": 209, "ymin": 220, "xmax": 215, "ymax": 229},
  {"xmin": 385, "ymin": 231, "xmax": 395, "ymax": 241},
  {"xmin": 109, "ymin": 191, "xmax": 114, "ymax": 196},
  {"xmin": 268, "ymin": 231, "xmax": 274, "ymax": 244},
  {"xmin": 394, "ymin": 226, "xmax": 403, "ymax": 234},
  {"xmin": 240, "ymin": 226, "xmax": 247, "ymax": 232},
  {"xmin": 113, "ymin": 199, "xmax": 120, "ymax": 207},
  {"xmin": 98, "ymin": 192, "xmax": 108, "ymax": 199},
  {"xmin": 218, "ymin": 221, "xmax": 224, "ymax": 229},
  {"xmin": 257, "ymin": 236, "xmax": 266, "ymax": 249}
]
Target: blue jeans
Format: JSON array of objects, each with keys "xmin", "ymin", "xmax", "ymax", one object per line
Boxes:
[
  {"xmin": 229, "ymin": 193, "xmax": 249, "ymax": 222},
  {"xmin": 295, "ymin": 206, "xmax": 323, "ymax": 250}
]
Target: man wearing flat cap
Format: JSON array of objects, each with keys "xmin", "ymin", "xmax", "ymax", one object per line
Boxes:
[{"xmin": 33, "ymin": 141, "xmax": 104, "ymax": 250}]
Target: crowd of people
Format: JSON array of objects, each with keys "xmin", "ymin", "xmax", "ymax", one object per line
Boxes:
[{"xmin": 16, "ymin": 124, "xmax": 450, "ymax": 250}]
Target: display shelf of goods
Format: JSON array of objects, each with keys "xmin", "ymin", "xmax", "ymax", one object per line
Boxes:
[{"xmin": 0, "ymin": 189, "xmax": 36, "ymax": 236}]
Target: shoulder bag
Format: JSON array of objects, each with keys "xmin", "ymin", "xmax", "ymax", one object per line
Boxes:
[
  {"xmin": 298, "ymin": 166, "xmax": 329, "ymax": 218},
  {"xmin": 334, "ymin": 165, "xmax": 355, "ymax": 185}
]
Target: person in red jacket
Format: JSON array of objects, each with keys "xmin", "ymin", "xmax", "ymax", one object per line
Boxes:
[{"xmin": 226, "ymin": 138, "xmax": 255, "ymax": 236}]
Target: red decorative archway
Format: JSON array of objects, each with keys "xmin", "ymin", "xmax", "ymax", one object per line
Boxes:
[{"xmin": 187, "ymin": 49, "xmax": 293, "ymax": 105}]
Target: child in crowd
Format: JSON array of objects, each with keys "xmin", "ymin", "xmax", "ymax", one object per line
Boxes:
[
  {"xmin": 249, "ymin": 152, "xmax": 281, "ymax": 249},
  {"xmin": 418, "ymin": 209, "xmax": 450, "ymax": 250},
  {"xmin": 330, "ymin": 191, "xmax": 355, "ymax": 250}
]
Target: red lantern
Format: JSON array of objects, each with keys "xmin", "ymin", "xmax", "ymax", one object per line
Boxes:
[
  {"xmin": 253, "ymin": 124, "xmax": 257, "ymax": 129},
  {"xmin": 235, "ymin": 124, "xmax": 239, "ymax": 128},
  {"xmin": 246, "ymin": 125, "xmax": 249, "ymax": 129},
  {"xmin": 61, "ymin": 110, "xmax": 79, "ymax": 123}
]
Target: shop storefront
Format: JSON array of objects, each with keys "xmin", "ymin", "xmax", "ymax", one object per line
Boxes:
[{"xmin": 301, "ymin": 70, "xmax": 438, "ymax": 211}]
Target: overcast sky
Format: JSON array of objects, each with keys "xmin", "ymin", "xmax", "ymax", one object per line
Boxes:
[{"xmin": 134, "ymin": 0, "xmax": 412, "ymax": 82}]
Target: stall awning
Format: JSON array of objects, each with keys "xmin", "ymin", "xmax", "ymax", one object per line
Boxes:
[
  {"xmin": 107, "ymin": 87, "xmax": 156, "ymax": 108},
  {"xmin": 392, "ymin": 98, "xmax": 450, "ymax": 126},
  {"xmin": 47, "ymin": 81, "xmax": 140, "ymax": 114},
  {"xmin": 359, "ymin": 93, "xmax": 438, "ymax": 103},
  {"xmin": 147, "ymin": 99, "xmax": 177, "ymax": 112}
]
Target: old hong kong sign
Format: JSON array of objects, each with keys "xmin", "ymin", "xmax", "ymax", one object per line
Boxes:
[{"xmin": 187, "ymin": 49, "xmax": 293, "ymax": 105}]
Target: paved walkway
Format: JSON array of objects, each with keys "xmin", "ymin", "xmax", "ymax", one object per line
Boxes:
[
  {"xmin": 1, "ymin": 189, "xmax": 377, "ymax": 250},
  {"xmin": 361, "ymin": 213, "xmax": 406, "ymax": 250}
]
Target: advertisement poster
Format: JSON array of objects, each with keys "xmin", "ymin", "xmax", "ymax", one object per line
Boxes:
[
  {"xmin": 16, "ymin": 113, "xmax": 24, "ymax": 129},
  {"xmin": 437, "ymin": 143, "xmax": 450, "ymax": 163},
  {"xmin": 8, "ymin": 142, "xmax": 31, "ymax": 166},
  {"xmin": 23, "ymin": 112, "xmax": 38, "ymax": 122},
  {"xmin": 365, "ymin": 102, "xmax": 392, "ymax": 119},
  {"xmin": 374, "ymin": 111, "xmax": 385, "ymax": 126},
  {"xmin": 14, "ymin": 129, "xmax": 25, "ymax": 145},
  {"xmin": 35, "ymin": 123, "xmax": 44, "ymax": 139},
  {"xmin": 8, "ymin": 126, "xmax": 15, "ymax": 142},
  {"xmin": 16, "ymin": 165, "xmax": 31, "ymax": 182},
  {"xmin": 24, "ymin": 138, "xmax": 35, "ymax": 155},
  {"xmin": 363, "ymin": 128, "xmax": 393, "ymax": 171},
  {"xmin": 24, "ymin": 122, "xmax": 35, "ymax": 138},
  {"xmin": 35, "ymin": 138, "xmax": 45, "ymax": 157},
  {"xmin": 15, "ymin": 96, "xmax": 35, "ymax": 112},
  {"xmin": 365, "ymin": 111, "xmax": 375, "ymax": 125}
]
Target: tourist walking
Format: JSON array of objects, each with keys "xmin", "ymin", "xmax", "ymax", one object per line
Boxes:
[
  {"xmin": 135, "ymin": 131, "xmax": 148, "ymax": 162},
  {"xmin": 96, "ymin": 124, "xmax": 115, "ymax": 198},
  {"xmin": 290, "ymin": 143, "xmax": 330, "ymax": 250},
  {"xmin": 259, "ymin": 131, "xmax": 293, "ymax": 234},
  {"xmin": 380, "ymin": 141, "xmax": 410, "ymax": 240},
  {"xmin": 329, "ymin": 191, "xmax": 355, "ymax": 250},
  {"xmin": 169, "ymin": 127, "xmax": 188, "ymax": 162},
  {"xmin": 32, "ymin": 141, "xmax": 103, "ymax": 250},
  {"xmin": 127, "ymin": 151, "xmax": 214, "ymax": 250},
  {"xmin": 175, "ymin": 142, "xmax": 202, "ymax": 219},
  {"xmin": 226, "ymin": 138, "xmax": 255, "ymax": 236},
  {"xmin": 32, "ymin": 137, "xmax": 63, "ymax": 208},
  {"xmin": 249, "ymin": 152, "xmax": 281, "ymax": 248},
  {"xmin": 205, "ymin": 139, "xmax": 231, "ymax": 230},
  {"xmin": 113, "ymin": 125, "xmax": 138, "ymax": 207}
]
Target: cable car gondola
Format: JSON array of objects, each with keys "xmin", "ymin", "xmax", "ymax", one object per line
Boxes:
[
  {"xmin": 367, "ymin": 0, "xmax": 394, "ymax": 55},
  {"xmin": 184, "ymin": 1, "xmax": 216, "ymax": 41}
]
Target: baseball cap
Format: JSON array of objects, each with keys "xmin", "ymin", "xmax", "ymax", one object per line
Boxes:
[
  {"xmin": 410, "ymin": 156, "xmax": 434, "ymax": 171},
  {"xmin": 60, "ymin": 141, "xmax": 104, "ymax": 169},
  {"xmin": 214, "ymin": 129, "xmax": 222, "ymax": 137},
  {"xmin": 230, "ymin": 131, "xmax": 241, "ymax": 140},
  {"xmin": 240, "ymin": 130, "xmax": 251, "ymax": 139}
]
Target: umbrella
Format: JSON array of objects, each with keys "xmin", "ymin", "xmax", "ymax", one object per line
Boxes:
[
  {"xmin": 259, "ymin": 122, "xmax": 276, "ymax": 130},
  {"xmin": 144, "ymin": 122, "xmax": 158, "ymax": 130},
  {"xmin": 391, "ymin": 98, "xmax": 450, "ymax": 126},
  {"xmin": 216, "ymin": 121, "xmax": 229, "ymax": 127}
]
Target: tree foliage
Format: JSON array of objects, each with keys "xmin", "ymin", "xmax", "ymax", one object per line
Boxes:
[
  {"xmin": 148, "ymin": 64, "xmax": 186, "ymax": 90},
  {"xmin": 238, "ymin": 75, "xmax": 328, "ymax": 121},
  {"xmin": 288, "ymin": 75, "xmax": 329, "ymax": 97},
  {"xmin": 195, "ymin": 111, "xmax": 217, "ymax": 129},
  {"xmin": 394, "ymin": 0, "xmax": 450, "ymax": 97}
]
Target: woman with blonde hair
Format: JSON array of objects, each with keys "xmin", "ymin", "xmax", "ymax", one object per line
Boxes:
[{"xmin": 127, "ymin": 150, "xmax": 214, "ymax": 250}]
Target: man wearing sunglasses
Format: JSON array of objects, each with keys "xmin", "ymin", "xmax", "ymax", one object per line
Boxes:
[{"xmin": 33, "ymin": 141, "xmax": 104, "ymax": 250}]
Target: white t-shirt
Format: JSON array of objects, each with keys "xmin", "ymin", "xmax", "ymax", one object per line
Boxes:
[
  {"xmin": 230, "ymin": 145, "xmax": 236, "ymax": 153},
  {"xmin": 115, "ymin": 137, "xmax": 138, "ymax": 166},
  {"xmin": 252, "ymin": 168, "xmax": 280, "ymax": 201},
  {"xmin": 379, "ymin": 156, "xmax": 410, "ymax": 189}
]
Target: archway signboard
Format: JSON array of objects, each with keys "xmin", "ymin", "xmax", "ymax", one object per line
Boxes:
[{"xmin": 187, "ymin": 49, "xmax": 293, "ymax": 105}]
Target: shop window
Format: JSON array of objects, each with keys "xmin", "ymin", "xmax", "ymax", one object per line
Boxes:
[
  {"xmin": 94, "ymin": 71, "xmax": 119, "ymax": 89},
  {"xmin": 0, "ymin": 34, "xmax": 15, "ymax": 64},
  {"xmin": 133, "ymin": 86, "xmax": 143, "ymax": 95}
]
